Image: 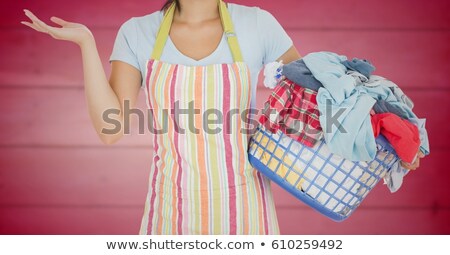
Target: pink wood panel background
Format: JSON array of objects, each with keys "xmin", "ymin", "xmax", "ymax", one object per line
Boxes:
[
  {"xmin": 0, "ymin": 0, "xmax": 449, "ymax": 234},
  {"xmin": 1, "ymin": 0, "xmax": 449, "ymax": 28},
  {"xmin": 2, "ymin": 29, "xmax": 449, "ymax": 89}
]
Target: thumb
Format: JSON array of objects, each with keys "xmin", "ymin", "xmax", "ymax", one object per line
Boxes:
[{"xmin": 50, "ymin": 16, "xmax": 69, "ymax": 27}]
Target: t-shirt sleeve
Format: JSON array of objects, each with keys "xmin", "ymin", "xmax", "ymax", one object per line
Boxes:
[
  {"xmin": 256, "ymin": 8, "xmax": 293, "ymax": 65},
  {"xmin": 109, "ymin": 18, "xmax": 141, "ymax": 73}
]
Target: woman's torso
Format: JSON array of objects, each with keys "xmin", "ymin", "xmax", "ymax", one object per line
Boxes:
[{"xmin": 109, "ymin": 2, "xmax": 294, "ymax": 108}]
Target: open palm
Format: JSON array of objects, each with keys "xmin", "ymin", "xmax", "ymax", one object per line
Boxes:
[{"xmin": 21, "ymin": 9, "xmax": 93, "ymax": 46}]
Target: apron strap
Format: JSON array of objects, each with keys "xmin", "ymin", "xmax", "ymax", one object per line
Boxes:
[{"xmin": 151, "ymin": 0, "xmax": 244, "ymax": 62}]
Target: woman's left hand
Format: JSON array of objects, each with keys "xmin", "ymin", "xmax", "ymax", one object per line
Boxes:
[{"xmin": 401, "ymin": 151, "xmax": 425, "ymax": 170}]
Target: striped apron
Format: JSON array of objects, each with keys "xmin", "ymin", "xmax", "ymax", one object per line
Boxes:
[{"xmin": 140, "ymin": 0, "xmax": 280, "ymax": 234}]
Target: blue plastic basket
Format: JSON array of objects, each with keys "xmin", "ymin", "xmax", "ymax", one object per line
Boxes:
[{"xmin": 248, "ymin": 124, "xmax": 399, "ymax": 221}]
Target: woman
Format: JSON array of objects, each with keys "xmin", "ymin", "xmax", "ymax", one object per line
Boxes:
[{"xmin": 22, "ymin": 0, "xmax": 300, "ymax": 234}]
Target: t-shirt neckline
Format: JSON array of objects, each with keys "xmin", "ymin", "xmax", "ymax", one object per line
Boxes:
[{"xmin": 157, "ymin": 4, "xmax": 234, "ymax": 63}]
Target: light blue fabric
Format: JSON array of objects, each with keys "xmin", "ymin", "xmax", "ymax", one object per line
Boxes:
[
  {"xmin": 348, "ymin": 70, "xmax": 368, "ymax": 85},
  {"xmin": 341, "ymin": 58, "xmax": 376, "ymax": 78},
  {"xmin": 409, "ymin": 118, "xmax": 430, "ymax": 156},
  {"xmin": 303, "ymin": 52, "xmax": 355, "ymax": 104},
  {"xmin": 109, "ymin": 3, "xmax": 293, "ymax": 109},
  {"xmin": 361, "ymin": 75, "xmax": 414, "ymax": 109},
  {"xmin": 357, "ymin": 79, "xmax": 416, "ymax": 119},
  {"xmin": 281, "ymin": 59, "xmax": 323, "ymax": 91},
  {"xmin": 316, "ymin": 90, "xmax": 377, "ymax": 161},
  {"xmin": 358, "ymin": 75, "xmax": 430, "ymax": 155},
  {"xmin": 304, "ymin": 52, "xmax": 377, "ymax": 161},
  {"xmin": 373, "ymin": 100, "xmax": 408, "ymax": 119},
  {"xmin": 383, "ymin": 162, "xmax": 409, "ymax": 193}
]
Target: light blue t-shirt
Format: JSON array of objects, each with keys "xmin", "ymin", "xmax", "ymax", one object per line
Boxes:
[{"xmin": 109, "ymin": 3, "xmax": 293, "ymax": 109}]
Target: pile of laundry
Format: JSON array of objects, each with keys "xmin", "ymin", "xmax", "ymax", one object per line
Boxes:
[{"xmin": 260, "ymin": 51, "xmax": 430, "ymax": 193}]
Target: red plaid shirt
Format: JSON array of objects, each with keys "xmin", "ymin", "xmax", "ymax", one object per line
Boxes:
[{"xmin": 259, "ymin": 78, "xmax": 323, "ymax": 147}]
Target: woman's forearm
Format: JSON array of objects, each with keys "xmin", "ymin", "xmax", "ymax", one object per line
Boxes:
[{"xmin": 80, "ymin": 36, "xmax": 124, "ymax": 144}]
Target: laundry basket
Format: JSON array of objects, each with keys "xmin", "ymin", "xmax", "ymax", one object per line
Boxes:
[{"xmin": 248, "ymin": 124, "xmax": 399, "ymax": 221}]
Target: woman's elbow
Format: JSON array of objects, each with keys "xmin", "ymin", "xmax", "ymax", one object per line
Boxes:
[
  {"xmin": 98, "ymin": 133, "xmax": 123, "ymax": 145},
  {"xmin": 96, "ymin": 117, "xmax": 124, "ymax": 145}
]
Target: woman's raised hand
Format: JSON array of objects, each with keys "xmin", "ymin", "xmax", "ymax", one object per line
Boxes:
[
  {"xmin": 20, "ymin": 9, "xmax": 141, "ymax": 145},
  {"xmin": 21, "ymin": 9, "xmax": 93, "ymax": 47}
]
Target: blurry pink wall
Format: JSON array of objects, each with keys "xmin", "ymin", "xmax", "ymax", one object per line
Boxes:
[{"xmin": 0, "ymin": 0, "xmax": 449, "ymax": 234}]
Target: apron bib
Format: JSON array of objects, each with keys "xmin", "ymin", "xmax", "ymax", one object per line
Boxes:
[{"xmin": 140, "ymin": 0, "xmax": 279, "ymax": 234}]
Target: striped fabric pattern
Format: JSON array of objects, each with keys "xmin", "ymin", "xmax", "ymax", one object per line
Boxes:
[{"xmin": 140, "ymin": 59, "xmax": 280, "ymax": 234}]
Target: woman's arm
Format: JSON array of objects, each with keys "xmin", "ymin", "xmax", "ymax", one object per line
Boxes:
[
  {"xmin": 277, "ymin": 45, "xmax": 301, "ymax": 64},
  {"xmin": 22, "ymin": 10, "xmax": 141, "ymax": 145},
  {"xmin": 81, "ymin": 39, "xmax": 141, "ymax": 145}
]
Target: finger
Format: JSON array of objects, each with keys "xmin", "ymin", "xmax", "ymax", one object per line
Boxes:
[
  {"xmin": 400, "ymin": 161, "xmax": 415, "ymax": 170},
  {"xmin": 410, "ymin": 159, "xmax": 420, "ymax": 170},
  {"xmin": 418, "ymin": 151, "xmax": 425, "ymax": 158},
  {"xmin": 22, "ymin": 11, "xmax": 65, "ymax": 39},
  {"xmin": 23, "ymin": 18, "xmax": 45, "ymax": 33},
  {"xmin": 21, "ymin": 20, "xmax": 57, "ymax": 37},
  {"xmin": 401, "ymin": 163, "xmax": 416, "ymax": 170},
  {"xmin": 20, "ymin": 21, "xmax": 42, "ymax": 32},
  {"xmin": 23, "ymin": 10, "xmax": 46, "ymax": 32},
  {"xmin": 50, "ymin": 16, "xmax": 69, "ymax": 27},
  {"xmin": 400, "ymin": 161, "xmax": 410, "ymax": 168},
  {"xmin": 22, "ymin": 21, "xmax": 59, "ymax": 39},
  {"xmin": 23, "ymin": 9, "xmax": 42, "ymax": 24},
  {"xmin": 24, "ymin": 9, "xmax": 53, "ymax": 33}
]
